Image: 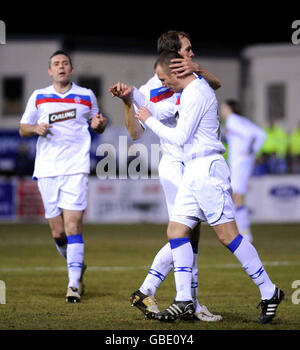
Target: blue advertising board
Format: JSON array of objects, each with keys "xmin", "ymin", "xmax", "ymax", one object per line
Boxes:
[{"xmin": 0, "ymin": 179, "xmax": 15, "ymax": 218}]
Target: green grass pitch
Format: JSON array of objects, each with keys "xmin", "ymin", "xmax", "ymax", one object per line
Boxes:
[{"xmin": 0, "ymin": 222, "xmax": 299, "ymax": 331}]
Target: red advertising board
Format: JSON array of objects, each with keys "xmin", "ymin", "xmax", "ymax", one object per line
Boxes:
[{"xmin": 17, "ymin": 179, "xmax": 44, "ymax": 218}]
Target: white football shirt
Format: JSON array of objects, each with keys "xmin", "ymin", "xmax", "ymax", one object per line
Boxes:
[
  {"xmin": 133, "ymin": 74, "xmax": 183, "ymax": 161},
  {"xmin": 20, "ymin": 82, "xmax": 99, "ymax": 178},
  {"xmin": 144, "ymin": 77, "xmax": 225, "ymax": 161},
  {"xmin": 225, "ymin": 113, "xmax": 266, "ymax": 167}
]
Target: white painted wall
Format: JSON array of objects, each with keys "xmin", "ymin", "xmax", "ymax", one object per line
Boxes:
[
  {"xmin": 0, "ymin": 39, "xmax": 61, "ymax": 128},
  {"xmin": 243, "ymin": 44, "xmax": 300, "ymax": 132}
]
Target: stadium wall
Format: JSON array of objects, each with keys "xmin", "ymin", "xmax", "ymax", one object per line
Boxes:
[
  {"xmin": 0, "ymin": 38, "xmax": 240, "ymax": 128},
  {"xmin": 1, "ymin": 176, "xmax": 300, "ymax": 224},
  {"xmin": 242, "ymin": 44, "xmax": 300, "ymax": 132}
]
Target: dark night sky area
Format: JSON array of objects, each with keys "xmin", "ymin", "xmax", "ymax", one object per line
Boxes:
[{"xmin": 2, "ymin": 6, "xmax": 295, "ymax": 53}]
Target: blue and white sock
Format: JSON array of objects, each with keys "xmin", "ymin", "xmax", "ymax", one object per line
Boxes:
[
  {"xmin": 227, "ymin": 234, "xmax": 275, "ymax": 299},
  {"xmin": 170, "ymin": 237, "xmax": 193, "ymax": 302},
  {"xmin": 67, "ymin": 234, "xmax": 84, "ymax": 290},
  {"xmin": 140, "ymin": 243, "xmax": 173, "ymax": 297},
  {"xmin": 54, "ymin": 236, "xmax": 68, "ymax": 260}
]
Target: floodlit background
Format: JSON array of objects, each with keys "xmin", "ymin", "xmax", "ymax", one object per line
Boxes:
[
  {"xmin": 0, "ymin": 10, "xmax": 299, "ymax": 223},
  {"xmin": 0, "ymin": 7, "xmax": 299, "ymax": 332}
]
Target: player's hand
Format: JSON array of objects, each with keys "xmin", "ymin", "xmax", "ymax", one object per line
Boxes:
[
  {"xmin": 135, "ymin": 106, "xmax": 152, "ymax": 123},
  {"xmin": 169, "ymin": 58, "xmax": 199, "ymax": 77},
  {"xmin": 91, "ymin": 113, "xmax": 107, "ymax": 134},
  {"xmin": 34, "ymin": 123, "xmax": 52, "ymax": 137},
  {"xmin": 109, "ymin": 82, "xmax": 133, "ymax": 103}
]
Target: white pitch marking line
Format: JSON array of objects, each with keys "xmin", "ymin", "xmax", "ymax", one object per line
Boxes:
[{"xmin": 0, "ymin": 261, "xmax": 299, "ymax": 273}]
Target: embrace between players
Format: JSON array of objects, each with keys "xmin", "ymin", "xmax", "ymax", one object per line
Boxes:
[{"xmin": 20, "ymin": 30, "xmax": 284, "ymax": 324}]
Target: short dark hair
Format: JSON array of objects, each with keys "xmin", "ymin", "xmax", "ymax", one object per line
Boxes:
[
  {"xmin": 49, "ymin": 50, "xmax": 73, "ymax": 68},
  {"xmin": 154, "ymin": 51, "xmax": 183, "ymax": 73},
  {"xmin": 157, "ymin": 30, "xmax": 191, "ymax": 55},
  {"xmin": 225, "ymin": 99, "xmax": 242, "ymax": 115}
]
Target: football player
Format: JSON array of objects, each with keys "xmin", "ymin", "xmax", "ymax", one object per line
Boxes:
[
  {"xmin": 134, "ymin": 51, "xmax": 284, "ymax": 324},
  {"xmin": 19, "ymin": 50, "xmax": 107, "ymax": 302},
  {"xmin": 220, "ymin": 100, "xmax": 266, "ymax": 242},
  {"xmin": 110, "ymin": 31, "xmax": 222, "ymax": 322}
]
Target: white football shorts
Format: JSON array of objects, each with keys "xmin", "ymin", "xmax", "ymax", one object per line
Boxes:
[
  {"xmin": 230, "ymin": 156, "xmax": 255, "ymax": 195},
  {"xmin": 37, "ymin": 173, "xmax": 88, "ymax": 219},
  {"xmin": 171, "ymin": 154, "xmax": 235, "ymax": 228},
  {"xmin": 158, "ymin": 154, "xmax": 206, "ymax": 221},
  {"xmin": 158, "ymin": 154, "xmax": 184, "ymax": 217}
]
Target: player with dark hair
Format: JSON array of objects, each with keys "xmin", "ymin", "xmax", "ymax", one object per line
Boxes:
[
  {"xmin": 48, "ymin": 50, "xmax": 74, "ymax": 68},
  {"xmin": 134, "ymin": 51, "xmax": 284, "ymax": 324},
  {"xmin": 110, "ymin": 31, "xmax": 223, "ymax": 322},
  {"xmin": 19, "ymin": 50, "xmax": 107, "ymax": 303}
]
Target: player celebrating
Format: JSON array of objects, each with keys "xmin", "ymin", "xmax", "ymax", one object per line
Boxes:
[
  {"xmin": 220, "ymin": 100, "xmax": 266, "ymax": 242},
  {"xmin": 19, "ymin": 50, "xmax": 107, "ymax": 303},
  {"xmin": 135, "ymin": 51, "xmax": 284, "ymax": 324},
  {"xmin": 110, "ymin": 31, "xmax": 222, "ymax": 322}
]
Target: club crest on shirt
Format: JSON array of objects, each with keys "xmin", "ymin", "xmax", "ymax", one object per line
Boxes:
[
  {"xmin": 49, "ymin": 108, "xmax": 76, "ymax": 124},
  {"xmin": 74, "ymin": 96, "xmax": 82, "ymax": 104}
]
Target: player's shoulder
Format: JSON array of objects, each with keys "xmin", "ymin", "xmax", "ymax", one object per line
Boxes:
[
  {"xmin": 185, "ymin": 76, "xmax": 216, "ymax": 102},
  {"xmin": 33, "ymin": 84, "xmax": 53, "ymax": 95},
  {"xmin": 228, "ymin": 113, "xmax": 258, "ymax": 131},
  {"xmin": 232, "ymin": 113, "xmax": 253, "ymax": 126},
  {"xmin": 227, "ymin": 113, "xmax": 244, "ymax": 126},
  {"xmin": 141, "ymin": 74, "xmax": 161, "ymax": 89},
  {"xmin": 29, "ymin": 85, "xmax": 54, "ymax": 101},
  {"xmin": 71, "ymin": 82, "xmax": 95, "ymax": 96},
  {"xmin": 139, "ymin": 74, "xmax": 161, "ymax": 94},
  {"xmin": 196, "ymin": 76, "xmax": 215, "ymax": 96}
]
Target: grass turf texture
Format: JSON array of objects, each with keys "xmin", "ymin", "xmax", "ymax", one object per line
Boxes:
[{"xmin": 0, "ymin": 223, "xmax": 299, "ymax": 330}]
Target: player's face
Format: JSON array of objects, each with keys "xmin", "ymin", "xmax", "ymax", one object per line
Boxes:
[
  {"xmin": 48, "ymin": 54, "xmax": 74, "ymax": 84},
  {"xmin": 178, "ymin": 36, "xmax": 195, "ymax": 59},
  {"xmin": 156, "ymin": 65, "xmax": 181, "ymax": 92}
]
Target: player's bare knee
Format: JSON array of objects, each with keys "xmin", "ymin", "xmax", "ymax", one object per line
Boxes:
[
  {"xmin": 64, "ymin": 220, "xmax": 82, "ymax": 236},
  {"xmin": 167, "ymin": 221, "xmax": 191, "ymax": 239},
  {"xmin": 49, "ymin": 225, "xmax": 65, "ymax": 239},
  {"xmin": 63, "ymin": 210, "xmax": 84, "ymax": 236},
  {"xmin": 215, "ymin": 228, "xmax": 239, "ymax": 246},
  {"xmin": 215, "ymin": 231, "xmax": 230, "ymax": 246},
  {"xmin": 48, "ymin": 216, "xmax": 65, "ymax": 239}
]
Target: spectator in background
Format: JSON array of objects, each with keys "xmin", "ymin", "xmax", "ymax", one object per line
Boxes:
[
  {"xmin": 14, "ymin": 142, "xmax": 35, "ymax": 177},
  {"xmin": 260, "ymin": 118, "xmax": 289, "ymax": 174},
  {"xmin": 289, "ymin": 123, "xmax": 300, "ymax": 174},
  {"xmin": 253, "ymin": 152, "xmax": 270, "ymax": 176}
]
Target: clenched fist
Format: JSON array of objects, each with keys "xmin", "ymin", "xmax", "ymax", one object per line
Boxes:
[{"xmin": 91, "ymin": 113, "xmax": 107, "ymax": 134}]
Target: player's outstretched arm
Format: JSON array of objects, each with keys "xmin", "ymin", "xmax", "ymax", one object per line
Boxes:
[
  {"xmin": 123, "ymin": 100, "xmax": 144, "ymax": 141},
  {"xmin": 109, "ymin": 83, "xmax": 144, "ymax": 140}
]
